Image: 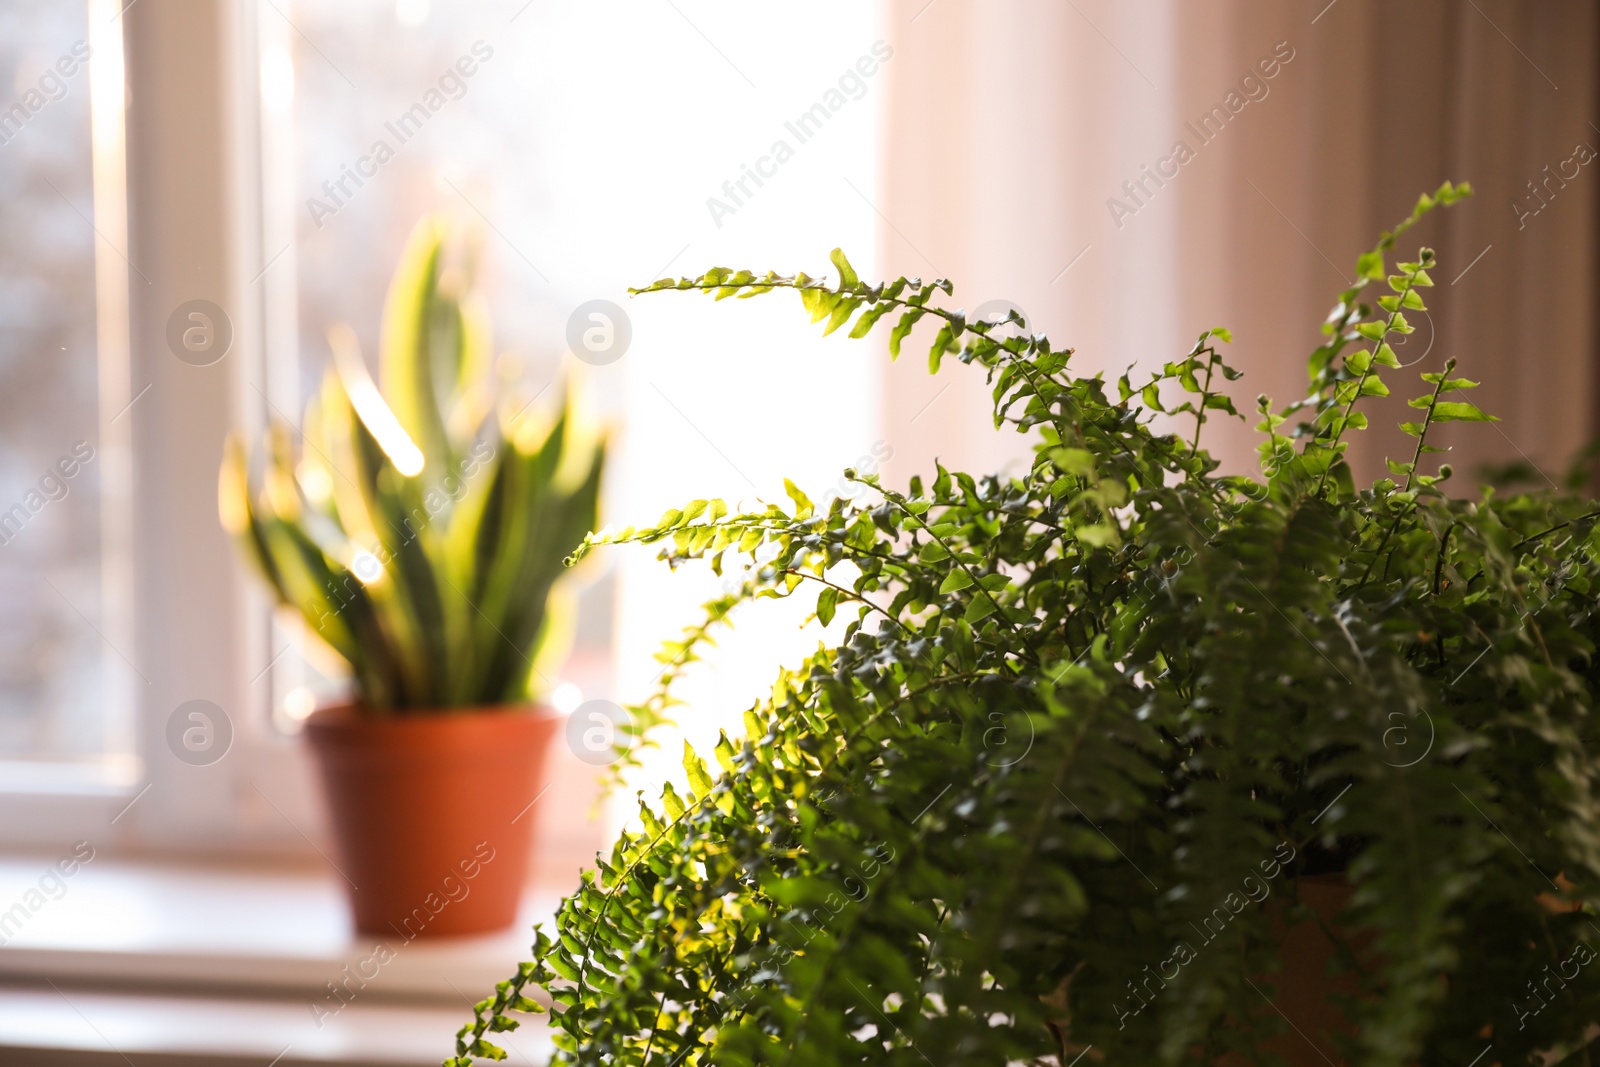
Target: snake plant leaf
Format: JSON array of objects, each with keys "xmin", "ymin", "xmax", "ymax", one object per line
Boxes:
[
  {"xmin": 316, "ymin": 367, "xmax": 379, "ymax": 550},
  {"xmin": 436, "ymin": 438, "xmax": 506, "ymax": 701},
  {"xmin": 446, "ymin": 291, "xmax": 495, "ymax": 447},
  {"xmin": 497, "ymin": 439, "xmax": 606, "ymax": 700},
  {"xmin": 469, "ymin": 401, "xmax": 608, "ymax": 702},
  {"xmin": 251, "ymin": 514, "xmax": 367, "ymax": 688},
  {"xmin": 218, "ymin": 434, "xmax": 291, "ymax": 605},
  {"xmin": 219, "ymin": 433, "xmax": 390, "ymax": 698},
  {"xmin": 380, "ymin": 218, "xmax": 455, "ymax": 479},
  {"xmin": 337, "ymin": 378, "xmax": 442, "ymax": 706}
]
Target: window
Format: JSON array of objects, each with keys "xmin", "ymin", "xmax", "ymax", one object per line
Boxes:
[
  {"xmin": 0, "ymin": 0, "xmax": 885, "ymax": 851},
  {"xmin": 0, "ymin": 0, "xmax": 132, "ymax": 785},
  {"xmin": 261, "ymin": 0, "xmax": 885, "ymax": 829}
]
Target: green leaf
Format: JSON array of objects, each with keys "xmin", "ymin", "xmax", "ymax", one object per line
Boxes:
[
  {"xmin": 822, "ymin": 297, "xmax": 863, "ymax": 337},
  {"xmin": 929, "ymin": 325, "xmax": 953, "ymax": 373},
  {"xmin": 714, "ymin": 731, "xmax": 738, "ymax": 773},
  {"xmin": 784, "ymin": 478, "xmax": 814, "ymax": 518},
  {"xmin": 848, "ymin": 302, "xmax": 894, "ymax": 339},
  {"xmin": 1431, "ymin": 401, "xmax": 1497, "ymax": 422},
  {"xmin": 661, "ymin": 783, "xmax": 686, "ymax": 820},
  {"xmin": 939, "ymin": 570, "xmax": 975, "ymax": 594},
  {"xmin": 377, "ymin": 219, "xmax": 455, "ymax": 473},
  {"xmin": 888, "ymin": 308, "xmax": 925, "ymax": 360},
  {"xmin": 816, "ymin": 585, "xmax": 838, "ymax": 626},
  {"xmin": 1050, "ymin": 448, "xmax": 1096, "ymax": 477},
  {"xmin": 1076, "ymin": 523, "xmax": 1119, "ymax": 547},
  {"xmin": 544, "ymin": 954, "xmax": 580, "ymax": 983},
  {"xmin": 963, "ymin": 595, "xmax": 998, "ymax": 623},
  {"xmin": 1420, "ymin": 374, "xmax": 1480, "ymax": 389},
  {"xmin": 683, "ymin": 742, "xmax": 714, "ymax": 797},
  {"xmin": 829, "ymin": 248, "xmax": 859, "ymax": 289}
]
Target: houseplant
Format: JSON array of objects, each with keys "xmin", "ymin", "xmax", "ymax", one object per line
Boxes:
[
  {"xmin": 219, "ymin": 217, "xmax": 605, "ymax": 937},
  {"xmin": 451, "ymin": 183, "xmax": 1600, "ymax": 1065}
]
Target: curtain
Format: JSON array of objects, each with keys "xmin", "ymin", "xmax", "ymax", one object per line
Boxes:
[{"xmin": 876, "ymin": 0, "xmax": 1598, "ymax": 493}]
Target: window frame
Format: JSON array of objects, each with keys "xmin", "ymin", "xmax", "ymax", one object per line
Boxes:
[
  {"xmin": 0, "ymin": 0, "xmax": 138, "ymax": 843},
  {"xmin": 0, "ymin": 0, "xmax": 319, "ymax": 857}
]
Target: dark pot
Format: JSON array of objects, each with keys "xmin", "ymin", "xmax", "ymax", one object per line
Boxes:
[{"xmin": 1245, "ymin": 874, "xmax": 1365, "ymax": 1066}]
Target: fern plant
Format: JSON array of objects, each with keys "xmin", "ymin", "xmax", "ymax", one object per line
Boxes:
[
  {"xmin": 220, "ymin": 218, "xmax": 604, "ymax": 710},
  {"xmin": 451, "ymin": 182, "xmax": 1600, "ymax": 1065}
]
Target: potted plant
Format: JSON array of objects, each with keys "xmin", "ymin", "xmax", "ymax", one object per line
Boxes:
[
  {"xmin": 219, "ymin": 217, "xmax": 604, "ymax": 938},
  {"xmin": 451, "ymin": 182, "xmax": 1600, "ymax": 1065}
]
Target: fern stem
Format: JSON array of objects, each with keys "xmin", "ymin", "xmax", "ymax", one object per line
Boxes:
[
  {"xmin": 878, "ymin": 486, "xmax": 1016, "ymax": 633},
  {"xmin": 1432, "ymin": 522, "xmax": 1455, "ymax": 595},
  {"xmin": 1313, "ymin": 261, "xmax": 1426, "ymax": 497},
  {"xmin": 1511, "ymin": 509, "xmax": 1600, "ymax": 552},
  {"xmin": 1402, "ymin": 357, "xmax": 1454, "ymax": 493},
  {"xmin": 782, "ymin": 568, "xmax": 908, "ymax": 632},
  {"xmin": 1189, "ymin": 343, "xmax": 1217, "ymax": 456}
]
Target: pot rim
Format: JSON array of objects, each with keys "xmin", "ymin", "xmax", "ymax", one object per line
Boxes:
[
  {"xmin": 302, "ymin": 701, "xmax": 565, "ymax": 762},
  {"xmin": 308, "ymin": 700, "xmax": 564, "ymax": 726}
]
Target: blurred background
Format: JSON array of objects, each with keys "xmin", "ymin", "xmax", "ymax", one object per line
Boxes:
[{"xmin": 0, "ymin": 1, "xmax": 1593, "ymax": 1063}]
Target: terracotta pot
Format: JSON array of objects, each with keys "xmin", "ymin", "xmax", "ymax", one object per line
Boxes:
[
  {"xmin": 1053, "ymin": 875, "xmax": 1371, "ymax": 1066},
  {"xmin": 304, "ymin": 703, "xmax": 562, "ymax": 938},
  {"xmin": 1246, "ymin": 874, "xmax": 1368, "ymax": 1067},
  {"xmin": 1240, "ymin": 875, "xmax": 1576, "ymax": 1065},
  {"xmin": 1258, "ymin": 876, "xmax": 1580, "ymax": 1066}
]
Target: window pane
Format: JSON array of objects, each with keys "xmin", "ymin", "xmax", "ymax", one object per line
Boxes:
[
  {"xmin": 0, "ymin": 1, "xmax": 112, "ymax": 764},
  {"xmin": 269, "ymin": 1, "xmax": 879, "ymax": 832}
]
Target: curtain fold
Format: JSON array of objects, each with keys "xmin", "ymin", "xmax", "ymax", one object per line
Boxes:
[{"xmin": 878, "ymin": 0, "xmax": 1598, "ymax": 491}]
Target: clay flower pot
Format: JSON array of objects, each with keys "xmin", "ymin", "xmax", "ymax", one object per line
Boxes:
[
  {"xmin": 1244, "ymin": 875, "xmax": 1366, "ymax": 1066},
  {"xmin": 304, "ymin": 703, "xmax": 561, "ymax": 938}
]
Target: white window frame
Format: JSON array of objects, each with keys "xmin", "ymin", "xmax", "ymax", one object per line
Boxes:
[
  {"xmin": 0, "ymin": 0, "xmax": 888, "ymax": 861},
  {"xmin": 0, "ymin": 0, "xmax": 318, "ymax": 856}
]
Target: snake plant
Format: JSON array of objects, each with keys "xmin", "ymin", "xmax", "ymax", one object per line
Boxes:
[{"xmin": 219, "ymin": 217, "xmax": 604, "ymax": 711}]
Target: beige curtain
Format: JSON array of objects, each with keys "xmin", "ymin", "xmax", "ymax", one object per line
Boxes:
[{"xmin": 876, "ymin": 0, "xmax": 1598, "ymax": 493}]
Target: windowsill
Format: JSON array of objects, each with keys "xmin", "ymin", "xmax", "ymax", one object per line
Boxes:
[
  {"xmin": 0, "ymin": 985, "xmax": 546, "ymax": 1067},
  {"xmin": 0, "ymin": 758, "xmax": 140, "ymax": 797},
  {"xmin": 0, "ymin": 856, "xmax": 558, "ymax": 1065}
]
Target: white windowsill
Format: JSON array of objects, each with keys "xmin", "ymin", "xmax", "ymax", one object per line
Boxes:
[
  {"xmin": 0, "ymin": 856, "xmax": 559, "ymax": 1065},
  {"xmin": 0, "ymin": 986, "xmax": 550, "ymax": 1067},
  {"xmin": 0, "ymin": 758, "xmax": 141, "ymax": 797}
]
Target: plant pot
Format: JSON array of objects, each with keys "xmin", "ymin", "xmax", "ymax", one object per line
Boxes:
[
  {"xmin": 1052, "ymin": 875, "xmax": 1369, "ymax": 1065},
  {"xmin": 303, "ymin": 703, "xmax": 561, "ymax": 938},
  {"xmin": 1245, "ymin": 874, "xmax": 1367, "ymax": 1067}
]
